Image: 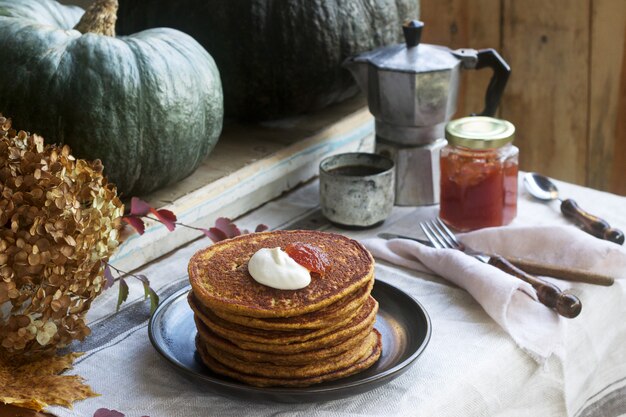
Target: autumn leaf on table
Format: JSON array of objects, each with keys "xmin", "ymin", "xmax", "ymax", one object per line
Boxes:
[
  {"xmin": 0, "ymin": 353, "xmax": 96, "ymax": 411},
  {"xmin": 93, "ymin": 408, "xmax": 149, "ymax": 417},
  {"xmin": 94, "ymin": 410, "xmax": 125, "ymax": 417}
]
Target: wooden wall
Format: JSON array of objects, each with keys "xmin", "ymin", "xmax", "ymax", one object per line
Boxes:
[
  {"xmin": 421, "ymin": 0, "xmax": 626, "ymax": 195},
  {"xmin": 611, "ymin": 24, "xmax": 626, "ymax": 196}
]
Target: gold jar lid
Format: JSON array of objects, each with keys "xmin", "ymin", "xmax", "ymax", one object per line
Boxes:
[{"xmin": 445, "ymin": 116, "xmax": 515, "ymax": 149}]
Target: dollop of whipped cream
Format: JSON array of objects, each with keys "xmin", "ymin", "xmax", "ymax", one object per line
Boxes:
[{"xmin": 248, "ymin": 247, "xmax": 311, "ymax": 290}]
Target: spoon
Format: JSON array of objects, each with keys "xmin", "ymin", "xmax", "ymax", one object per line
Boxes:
[{"xmin": 524, "ymin": 172, "xmax": 624, "ymax": 245}]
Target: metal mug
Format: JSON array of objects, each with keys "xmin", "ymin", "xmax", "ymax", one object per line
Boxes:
[{"xmin": 319, "ymin": 152, "xmax": 395, "ymax": 228}]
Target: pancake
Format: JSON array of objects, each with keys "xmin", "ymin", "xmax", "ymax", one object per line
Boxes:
[
  {"xmin": 188, "ymin": 230, "xmax": 375, "ymax": 318},
  {"xmin": 195, "ymin": 329, "xmax": 383, "ymax": 388},
  {"xmin": 199, "ymin": 329, "xmax": 379, "ymax": 379},
  {"xmin": 195, "ymin": 318, "xmax": 372, "ymax": 366},
  {"xmin": 188, "ymin": 229, "xmax": 383, "ymax": 387},
  {"xmin": 189, "ymin": 291, "xmax": 365, "ymax": 344},
  {"xmin": 209, "ymin": 278, "xmax": 374, "ymax": 331},
  {"xmin": 192, "ymin": 296, "xmax": 378, "ymax": 353}
]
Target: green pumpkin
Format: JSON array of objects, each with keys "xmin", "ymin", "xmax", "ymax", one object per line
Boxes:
[
  {"xmin": 0, "ymin": 0, "xmax": 223, "ymax": 197},
  {"xmin": 117, "ymin": 0, "xmax": 420, "ymax": 120}
]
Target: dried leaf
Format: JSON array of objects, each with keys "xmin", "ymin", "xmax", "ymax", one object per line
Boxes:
[
  {"xmin": 103, "ymin": 263, "xmax": 115, "ymax": 290},
  {"xmin": 0, "ymin": 353, "xmax": 97, "ymax": 411},
  {"xmin": 122, "ymin": 216, "xmax": 145, "ymax": 235},
  {"xmin": 198, "ymin": 228, "xmax": 213, "ymax": 240},
  {"xmin": 0, "ymin": 114, "xmax": 123, "ymax": 359},
  {"xmin": 136, "ymin": 275, "xmax": 149, "ymax": 300},
  {"xmin": 215, "ymin": 217, "xmax": 240, "ymax": 238},
  {"xmin": 150, "ymin": 208, "xmax": 176, "ymax": 231},
  {"xmin": 129, "ymin": 197, "xmax": 151, "ymax": 216},
  {"xmin": 204, "ymin": 227, "xmax": 228, "ymax": 243},
  {"xmin": 116, "ymin": 279, "xmax": 129, "ymax": 312},
  {"xmin": 148, "ymin": 287, "xmax": 159, "ymax": 315},
  {"xmin": 131, "ymin": 274, "xmax": 159, "ymax": 314},
  {"xmin": 93, "ymin": 409, "xmax": 125, "ymax": 417}
]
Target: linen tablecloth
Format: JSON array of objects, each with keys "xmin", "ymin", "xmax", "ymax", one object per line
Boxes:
[{"xmin": 50, "ymin": 175, "xmax": 626, "ymax": 417}]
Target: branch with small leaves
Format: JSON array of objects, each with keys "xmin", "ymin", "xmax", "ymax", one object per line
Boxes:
[
  {"xmin": 122, "ymin": 197, "xmax": 268, "ymax": 240},
  {"xmin": 106, "ymin": 197, "xmax": 268, "ymax": 312},
  {"xmin": 102, "ymin": 261, "xmax": 159, "ymax": 314}
]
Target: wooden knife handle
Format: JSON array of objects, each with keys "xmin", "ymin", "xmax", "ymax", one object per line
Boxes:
[
  {"xmin": 506, "ymin": 258, "xmax": 614, "ymax": 286},
  {"xmin": 561, "ymin": 198, "xmax": 625, "ymax": 245},
  {"xmin": 488, "ymin": 255, "xmax": 582, "ymax": 318}
]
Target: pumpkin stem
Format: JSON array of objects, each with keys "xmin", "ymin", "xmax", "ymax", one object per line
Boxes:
[{"xmin": 73, "ymin": 0, "xmax": 118, "ymax": 36}]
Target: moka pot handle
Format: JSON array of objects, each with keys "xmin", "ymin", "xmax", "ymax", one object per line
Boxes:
[{"xmin": 452, "ymin": 48, "xmax": 511, "ymax": 116}]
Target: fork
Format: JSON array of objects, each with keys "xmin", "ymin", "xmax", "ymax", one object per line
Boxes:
[{"xmin": 420, "ymin": 218, "xmax": 582, "ymax": 319}]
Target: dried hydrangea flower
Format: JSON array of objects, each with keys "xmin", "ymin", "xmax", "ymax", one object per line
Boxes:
[{"xmin": 0, "ymin": 114, "xmax": 123, "ymax": 359}]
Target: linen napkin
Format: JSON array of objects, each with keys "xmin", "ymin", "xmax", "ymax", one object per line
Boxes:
[{"xmin": 362, "ymin": 225, "xmax": 626, "ymax": 362}]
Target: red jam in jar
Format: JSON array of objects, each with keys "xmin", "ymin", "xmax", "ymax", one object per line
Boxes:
[{"xmin": 439, "ymin": 116, "xmax": 518, "ymax": 231}]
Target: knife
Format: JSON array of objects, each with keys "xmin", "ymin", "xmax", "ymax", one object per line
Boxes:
[
  {"xmin": 378, "ymin": 232, "xmax": 613, "ymax": 287},
  {"xmin": 423, "ymin": 221, "xmax": 582, "ymax": 318}
]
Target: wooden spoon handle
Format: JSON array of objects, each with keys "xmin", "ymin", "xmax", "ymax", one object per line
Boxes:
[
  {"xmin": 561, "ymin": 199, "xmax": 625, "ymax": 245},
  {"xmin": 488, "ymin": 255, "xmax": 582, "ymax": 318}
]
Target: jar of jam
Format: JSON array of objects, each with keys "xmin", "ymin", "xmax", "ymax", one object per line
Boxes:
[{"xmin": 440, "ymin": 116, "xmax": 518, "ymax": 231}]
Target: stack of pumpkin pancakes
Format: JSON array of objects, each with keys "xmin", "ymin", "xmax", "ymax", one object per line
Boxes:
[{"xmin": 187, "ymin": 230, "xmax": 381, "ymax": 387}]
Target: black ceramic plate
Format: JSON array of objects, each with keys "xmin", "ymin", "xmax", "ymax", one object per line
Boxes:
[{"xmin": 148, "ymin": 280, "xmax": 431, "ymax": 403}]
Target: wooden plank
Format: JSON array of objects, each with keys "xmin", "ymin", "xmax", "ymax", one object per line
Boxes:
[
  {"xmin": 420, "ymin": 0, "xmax": 502, "ymax": 119},
  {"xmin": 588, "ymin": 0, "xmax": 626, "ymax": 192},
  {"xmin": 610, "ymin": 26, "xmax": 626, "ymax": 196},
  {"xmin": 110, "ymin": 98, "xmax": 375, "ymax": 271},
  {"xmin": 501, "ymin": 0, "xmax": 589, "ymax": 185}
]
